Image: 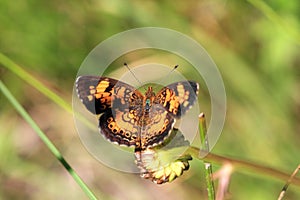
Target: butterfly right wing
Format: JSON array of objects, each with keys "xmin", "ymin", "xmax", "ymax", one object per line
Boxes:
[
  {"xmin": 140, "ymin": 104, "xmax": 176, "ymax": 149},
  {"xmin": 76, "ymin": 76, "xmax": 144, "ymax": 147},
  {"xmin": 154, "ymin": 81, "xmax": 199, "ymax": 118}
]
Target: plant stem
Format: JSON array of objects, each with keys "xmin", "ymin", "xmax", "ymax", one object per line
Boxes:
[
  {"xmin": 187, "ymin": 147, "xmax": 300, "ymax": 187},
  {"xmin": 199, "ymin": 113, "xmax": 215, "ymax": 200}
]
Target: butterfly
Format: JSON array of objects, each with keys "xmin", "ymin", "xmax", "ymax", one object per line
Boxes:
[{"xmin": 76, "ymin": 76, "xmax": 199, "ymax": 151}]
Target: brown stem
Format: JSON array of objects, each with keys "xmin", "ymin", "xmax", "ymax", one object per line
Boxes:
[{"xmin": 187, "ymin": 147, "xmax": 300, "ymax": 186}]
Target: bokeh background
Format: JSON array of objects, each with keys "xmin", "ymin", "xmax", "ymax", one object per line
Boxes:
[{"xmin": 1, "ymin": 0, "xmax": 300, "ymax": 199}]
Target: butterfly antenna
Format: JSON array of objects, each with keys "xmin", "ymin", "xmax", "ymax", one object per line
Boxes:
[
  {"xmin": 124, "ymin": 63, "xmax": 144, "ymax": 87},
  {"xmin": 153, "ymin": 64, "xmax": 179, "ymax": 90},
  {"xmin": 166, "ymin": 64, "xmax": 178, "ymax": 77}
]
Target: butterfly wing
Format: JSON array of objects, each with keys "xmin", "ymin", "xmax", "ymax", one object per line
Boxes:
[
  {"xmin": 100, "ymin": 85, "xmax": 144, "ymax": 147},
  {"xmin": 76, "ymin": 76, "xmax": 144, "ymax": 147},
  {"xmin": 76, "ymin": 76, "xmax": 117, "ymax": 114},
  {"xmin": 99, "ymin": 109, "xmax": 140, "ymax": 147},
  {"xmin": 154, "ymin": 81, "xmax": 199, "ymax": 118},
  {"xmin": 139, "ymin": 81, "xmax": 199, "ymax": 149},
  {"xmin": 76, "ymin": 77, "xmax": 199, "ymax": 148},
  {"xmin": 140, "ymin": 105, "xmax": 175, "ymax": 149}
]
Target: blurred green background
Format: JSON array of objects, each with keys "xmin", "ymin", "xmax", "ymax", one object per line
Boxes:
[{"xmin": 1, "ymin": 0, "xmax": 300, "ymax": 199}]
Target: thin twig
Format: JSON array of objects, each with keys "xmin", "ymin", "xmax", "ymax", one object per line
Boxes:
[
  {"xmin": 187, "ymin": 147, "xmax": 300, "ymax": 187},
  {"xmin": 278, "ymin": 164, "xmax": 300, "ymax": 200}
]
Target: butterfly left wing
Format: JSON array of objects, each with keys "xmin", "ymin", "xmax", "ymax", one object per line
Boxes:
[
  {"xmin": 154, "ymin": 81, "xmax": 199, "ymax": 118},
  {"xmin": 76, "ymin": 76, "xmax": 121, "ymax": 114},
  {"xmin": 76, "ymin": 76, "xmax": 144, "ymax": 147}
]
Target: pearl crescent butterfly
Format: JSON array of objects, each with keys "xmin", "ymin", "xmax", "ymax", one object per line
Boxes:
[{"xmin": 76, "ymin": 76, "xmax": 199, "ymax": 151}]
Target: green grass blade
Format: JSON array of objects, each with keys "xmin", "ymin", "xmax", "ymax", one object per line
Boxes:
[
  {"xmin": 0, "ymin": 53, "xmax": 72, "ymax": 113},
  {"xmin": 0, "ymin": 80, "xmax": 98, "ymax": 200},
  {"xmin": 0, "ymin": 52, "xmax": 95, "ymax": 130}
]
